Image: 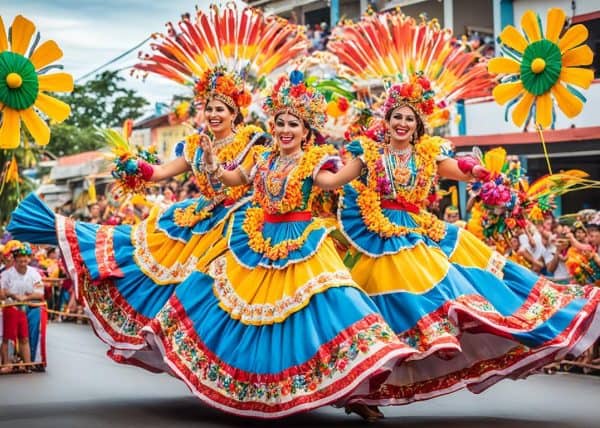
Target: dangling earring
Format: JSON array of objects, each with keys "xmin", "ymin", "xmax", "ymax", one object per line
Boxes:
[{"xmin": 384, "ymin": 129, "xmax": 391, "ymax": 145}]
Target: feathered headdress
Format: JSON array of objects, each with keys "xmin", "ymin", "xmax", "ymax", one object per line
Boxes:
[
  {"xmin": 263, "ymin": 71, "xmax": 327, "ymax": 130},
  {"xmin": 327, "ymin": 9, "xmax": 497, "ymax": 126},
  {"xmin": 134, "ymin": 3, "xmax": 309, "ymax": 111}
]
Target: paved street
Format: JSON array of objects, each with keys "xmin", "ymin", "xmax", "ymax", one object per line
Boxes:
[{"xmin": 1, "ymin": 323, "xmax": 599, "ymax": 428}]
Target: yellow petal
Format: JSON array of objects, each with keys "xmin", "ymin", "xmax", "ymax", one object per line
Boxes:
[
  {"xmin": 562, "ymin": 44, "xmax": 594, "ymax": 67},
  {"xmin": 38, "ymin": 73, "xmax": 74, "ymax": 92},
  {"xmin": 10, "ymin": 15, "xmax": 36, "ymax": 56},
  {"xmin": 512, "ymin": 92, "xmax": 535, "ymax": 127},
  {"xmin": 535, "ymin": 92, "xmax": 553, "ymax": 128},
  {"xmin": 492, "ymin": 81, "xmax": 524, "ymax": 105},
  {"xmin": 560, "ymin": 67, "xmax": 594, "ymax": 89},
  {"xmin": 558, "ymin": 24, "xmax": 588, "ymax": 53},
  {"xmin": 0, "ymin": 108, "xmax": 21, "ymax": 149},
  {"xmin": 521, "ymin": 10, "xmax": 542, "ymax": 42},
  {"xmin": 488, "ymin": 57, "xmax": 521, "ymax": 74},
  {"xmin": 545, "ymin": 8, "xmax": 566, "ymax": 43},
  {"xmin": 551, "ymin": 83, "xmax": 583, "ymax": 118},
  {"xmin": 21, "ymin": 107, "xmax": 50, "ymax": 146},
  {"xmin": 29, "ymin": 40, "xmax": 64, "ymax": 70},
  {"xmin": 499, "ymin": 26, "xmax": 528, "ymax": 54},
  {"xmin": 34, "ymin": 93, "xmax": 71, "ymax": 123},
  {"xmin": 0, "ymin": 16, "xmax": 8, "ymax": 51}
]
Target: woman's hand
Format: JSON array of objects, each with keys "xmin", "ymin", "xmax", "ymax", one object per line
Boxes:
[{"xmin": 199, "ymin": 134, "xmax": 216, "ymax": 168}]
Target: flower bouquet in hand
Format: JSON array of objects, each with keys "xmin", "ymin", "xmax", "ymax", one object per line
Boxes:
[{"xmin": 105, "ymin": 119, "xmax": 161, "ymax": 198}]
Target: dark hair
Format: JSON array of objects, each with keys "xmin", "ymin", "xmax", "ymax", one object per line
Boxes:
[{"xmin": 385, "ymin": 104, "xmax": 425, "ymax": 144}]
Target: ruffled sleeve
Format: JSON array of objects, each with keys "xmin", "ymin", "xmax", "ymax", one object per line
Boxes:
[{"xmin": 312, "ymin": 154, "xmax": 342, "ymax": 179}]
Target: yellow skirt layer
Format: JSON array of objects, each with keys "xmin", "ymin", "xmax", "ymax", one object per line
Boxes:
[
  {"xmin": 132, "ymin": 207, "xmax": 227, "ymax": 285},
  {"xmin": 208, "ymin": 237, "xmax": 359, "ymax": 325},
  {"xmin": 350, "ymin": 242, "xmax": 450, "ymax": 295}
]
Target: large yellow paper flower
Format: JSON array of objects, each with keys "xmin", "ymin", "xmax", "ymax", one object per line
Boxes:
[
  {"xmin": 0, "ymin": 15, "xmax": 73, "ymax": 149},
  {"xmin": 488, "ymin": 8, "xmax": 594, "ymax": 128}
]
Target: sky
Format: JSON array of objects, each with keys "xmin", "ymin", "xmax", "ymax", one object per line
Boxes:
[{"xmin": 3, "ymin": 1, "xmax": 247, "ymax": 116}]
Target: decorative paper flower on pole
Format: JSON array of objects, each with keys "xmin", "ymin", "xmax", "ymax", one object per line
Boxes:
[
  {"xmin": 488, "ymin": 8, "xmax": 594, "ymax": 129},
  {"xmin": 0, "ymin": 15, "xmax": 73, "ymax": 149}
]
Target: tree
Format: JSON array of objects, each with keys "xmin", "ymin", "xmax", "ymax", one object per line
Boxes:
[
  {"xmin": 0, "ymin": 143, "xmax": 39, "ymax": 227},
  {"xmin": 49, "ymin": 70, "xmax": 149, "ymax": 156}
]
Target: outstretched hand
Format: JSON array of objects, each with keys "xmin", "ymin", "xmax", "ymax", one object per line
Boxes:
[{"xmin": 199, "ymin": 134, "xmax": 215, "ymax": 166}]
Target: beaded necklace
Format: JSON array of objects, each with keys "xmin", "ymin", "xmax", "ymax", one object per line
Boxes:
[{"xmin": 265, "ymin": 151, "xmax": 303, "ymax": 199}]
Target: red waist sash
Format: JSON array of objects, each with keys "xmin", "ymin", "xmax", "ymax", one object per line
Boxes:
[
  {"xmin": 380, "ymin": 198, "xmax": 420, "ymax": 214},
  {"xmin": 263, "ymin": 211, "xmax": 312, "ymax": 223}
]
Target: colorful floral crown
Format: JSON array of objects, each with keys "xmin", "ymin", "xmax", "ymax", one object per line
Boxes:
[
  {"xmin": 194, "ymin": 66, "xmax": 252, "ymax": 112},
  {"xmin": 262, "ymin": 70, "xmax": 327, "ymax": 130},
  {"xmin": 382, "ymin": 74, "xmax": 437, "ymax": 119},
  {"xmin": 7, "ymin": 241, "xmax": 32, "ymax": 257}
]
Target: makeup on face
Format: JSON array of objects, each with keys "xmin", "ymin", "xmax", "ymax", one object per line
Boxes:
[
  {"xmin": 388, "ymin": 105, "xmax": 417, "ymax": 145},
  {"xmin": 205, "ymin": 99, "xmax": 235, "ymax": 137},
  {"xmin": 274, "ymin": 112, "xmax": 307, "ymax": 155}
]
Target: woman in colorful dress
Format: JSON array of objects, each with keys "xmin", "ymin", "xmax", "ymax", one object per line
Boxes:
[
  {"xmin": 7, "ymin": 67, "xmax": 267, "ymax": 371},
  {"xmin": 135, "ymin": 70, "xmax": 414, "ymax": 419},
  {"xmin": 320, "ymin": 76, "xmax": 600, "ymax": 415},
  {"xmin": 5, "ymin": 0, "xmax": 313, "ymax": 369}
]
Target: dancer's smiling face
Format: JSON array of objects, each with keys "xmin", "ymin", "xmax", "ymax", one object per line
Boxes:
[
  {"xmin": 274, "ymin": 112, "xmax": 309, "ymax": 155},
  {"xmin": 205, "ymin": 98, "xmax": 235, "ymax": 136},
  {"xmin": 387, "ymin": 105, "xmax": 418, "ymax": 145}
]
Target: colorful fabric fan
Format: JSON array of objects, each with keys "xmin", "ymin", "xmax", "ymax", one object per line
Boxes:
[
  {"xmin": 327, "ymin": 9, "xmax": 496, "ymax": 126},
  {"xmin": 134, "ymin": 3, "xmax": 308, "ymax": 90},
  {"xmin": 488, "ymin": 8, "xmax": 594, "ymax": 129},
  {"xmin": 0, "ymin": 15, "xmax": 73, "ymax": 148}
]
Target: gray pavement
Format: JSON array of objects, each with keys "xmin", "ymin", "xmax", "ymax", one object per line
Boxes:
[{"xmin": 1, "ymin": 323, "xmax": 599, "ymax": 428}]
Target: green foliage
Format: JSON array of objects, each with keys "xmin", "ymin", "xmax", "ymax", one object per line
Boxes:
[
  {"xmin": 49, "ymin": 70, "xmax": 149, "ymax": 156},
  {"xmin": 0, "ymin": 146, "xmax": 38, "ymax": 228},
  {"xmin": 48, "ymin": 124, "xmax": 104, "ymax": 157}
]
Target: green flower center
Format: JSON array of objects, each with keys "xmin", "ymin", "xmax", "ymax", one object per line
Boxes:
[
  {"xmin": 0, "ymin": 51, "xmax": 39, "ymax": 110},
  {"xmin": 520, "ymin": 40, "xmax": 562, "ymax": 96}
]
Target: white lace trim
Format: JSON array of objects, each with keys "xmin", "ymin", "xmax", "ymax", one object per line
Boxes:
[
  {"xmin": 131, "ymin": 219, "xmax": 198, "ymax": 285},
  {"xmin": 209, "ymin": 255, "xmax": 355, "ymax": 325}
]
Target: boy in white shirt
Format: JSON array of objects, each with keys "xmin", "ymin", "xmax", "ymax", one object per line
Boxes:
[{"xmin": 0, "ymin": 242, "xmax": 43, "ymax": 373}]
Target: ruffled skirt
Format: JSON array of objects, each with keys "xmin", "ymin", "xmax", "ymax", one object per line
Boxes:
[{"xmin": 338, "ymin": 184, "xmax": 600, "ymax": 405}]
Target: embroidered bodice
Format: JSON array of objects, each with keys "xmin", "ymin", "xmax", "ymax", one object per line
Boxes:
[
  {"xmin": 250, "ymin": 145, "xmax": 340, "ymax": 215},
  {"xmin": 347, "ymin": 135, "xmax": 453, "ymax": 206}
]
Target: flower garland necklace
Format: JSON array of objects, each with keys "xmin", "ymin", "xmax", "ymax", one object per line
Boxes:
[
  {"xmin": 266, "ymin": 151, "xmax": 304, "ymax": 198},
  {"xmin": 253, "ymin": 144, "xmax": 337, "ymax": 214},
  {"xmin": 174, "ymin": 125, "xmax": 261, "ymax": 227},
  {"xmin": 384, "ymin": 144, "xmax": 414, "ymax": 188},
  {"xmin": 353, "ymin": 135, "xmax": 446, "ymax": 241},
  {"xmin": 243, "ymin": 145, "xmax": 338, "ymax": 260}
]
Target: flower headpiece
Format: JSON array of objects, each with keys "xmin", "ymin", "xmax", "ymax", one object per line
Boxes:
[
  {"xmin": 382, "ymin": 74, "xmax": 438, "ymax": 119},
  {"xmin": 262, "ymin": 70, "xmax": 327, "ymax": 130},
  {"xmin": 7, "ymin": 241, "xmax": 31, "ymax": 257},
  {"xmin": 194, "ymin": 66, "xmax": 252, "ymax": 113}
]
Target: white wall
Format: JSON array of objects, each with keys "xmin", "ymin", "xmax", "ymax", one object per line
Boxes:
[
  {"xmin": 459, "ymin": 82, "xmax": 600, "ymax": 136},
  {"xmin": 513, "ymin": 0, "xmax": 600, "ymax": 26}
]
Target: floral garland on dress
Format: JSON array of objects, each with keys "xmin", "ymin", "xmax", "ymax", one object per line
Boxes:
[
  {"xmin": 354, "ymin": 135, "xmax": 446, "ymax": 241},
  {"xmin": 243, "ymin": 145, "xmax": 338, "ymax": 260},
  {"xmin": 175, "ymin": 125, "xmax": 263, "ymax": 227}
]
